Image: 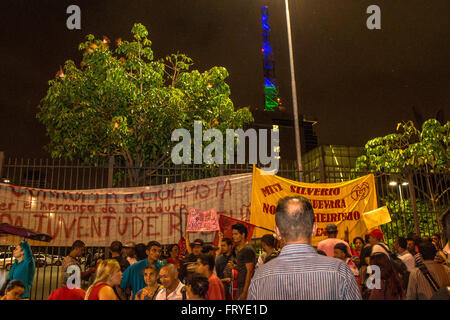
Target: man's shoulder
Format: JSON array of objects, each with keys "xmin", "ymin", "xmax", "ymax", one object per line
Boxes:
[
  {"xmin": 252, "ymin": 251, "xmax": 345, "ymax": 280},
  {"xmin": 240, "ymin": 245, "xmax": 256, "ymax": 254},
  {"xmin": 127, "ymin": 259, "xmax": 147, "ymax": 271}
]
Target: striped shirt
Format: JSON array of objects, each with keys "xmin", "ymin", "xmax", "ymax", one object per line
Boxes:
[
  {"xmin": 248, "ymin": 243, "xmax": 362, "ymax": 300},
  {"xmin": 406, "ymin": 260, "xmax": 450, "ymax": 300}
]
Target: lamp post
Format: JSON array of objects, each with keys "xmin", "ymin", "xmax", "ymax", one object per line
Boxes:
[
  {"xmin": 389, "ymin": 181, "xmax": 409, "ymax": 233},
  {"xmin": 284, "ymin": 0, "xmax": 303, "ymax": 181}
]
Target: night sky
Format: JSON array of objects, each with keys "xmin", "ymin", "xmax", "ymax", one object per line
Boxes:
[{"xmin": 1, "ymin": 0, "xmax": 449, "ymax": 158}]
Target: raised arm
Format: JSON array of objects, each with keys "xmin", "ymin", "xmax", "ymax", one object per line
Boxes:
[
  {"xmin": 184, "ymin": 231, "xmax": 192, "ymax": 255},
  {"xmin": 20, "ymin": 240, "xmax": 33, "ymax": 262}
]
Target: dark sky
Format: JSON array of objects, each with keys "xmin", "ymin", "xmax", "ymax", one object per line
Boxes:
[{"xmin": 1, "ymin": 0, "xmax": 449, "ymax": 158}]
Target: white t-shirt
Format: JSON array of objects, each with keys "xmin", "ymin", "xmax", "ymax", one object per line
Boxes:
[
  {"xmin": 371, "ymin": 242, "xmax": 390, "ymax": 256},
  {"xmin": 155, "ymin": 281, "xmax": 185, "ymax": 300}
]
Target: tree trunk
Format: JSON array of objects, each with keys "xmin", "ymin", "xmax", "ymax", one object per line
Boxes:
[
  {"xmin": 424, "ymin": 170, "xmax": 442, "ymax": 235},
  {"xmin": 407, "ymin": 173, "xmax": 421, "ymax": 237}
]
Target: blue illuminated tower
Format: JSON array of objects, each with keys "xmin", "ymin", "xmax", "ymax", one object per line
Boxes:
[{"xmin": 262, "ymin": 5, "xmax": 282, "ymax": 111}]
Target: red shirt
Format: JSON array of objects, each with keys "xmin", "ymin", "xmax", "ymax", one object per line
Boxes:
[
  {"xmin": 166, "ymin": 257, "xmax": 181, "ymax": 269},
  {"xmin": 87, "ymin": 283, "xmax": 118, "ymax": 300},
  {"xmin": 47, "ymin": 286, "xmax": 86, "ymax": 300},
  {"xmin": 206, "ymin": 274, "xmax": 225, "ymax": 300}
]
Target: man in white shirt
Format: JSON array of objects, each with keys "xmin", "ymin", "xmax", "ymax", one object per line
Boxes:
[
  {"xmin": 155, "ymin": 264, "xmax": 186, "ymax": 300},
  {"xmin": 395, "ymin": 237, "xmax": 415, "ymax": 271}
]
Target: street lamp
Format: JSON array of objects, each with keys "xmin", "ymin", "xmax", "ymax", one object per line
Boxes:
[{"xmin": 389, "ymin": 181, "xmax": 409, "ymax": 230}]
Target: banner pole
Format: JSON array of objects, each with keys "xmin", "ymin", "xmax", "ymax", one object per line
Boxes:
[
  {"xmin": 254, "ymin": 225, "xmax": 275, "ymax": 233},
  {"xmin": 179, "ymin": 207, "xmax": 183, "ymax": 239}
]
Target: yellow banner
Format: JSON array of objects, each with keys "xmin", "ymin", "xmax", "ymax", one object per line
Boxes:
[{"xmin": 250, "ymin": 167, "xmax": 378, "ymax": 246}]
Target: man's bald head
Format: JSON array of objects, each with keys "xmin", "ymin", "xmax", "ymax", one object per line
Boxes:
[
  {"xmin": 275, "ymin": 196, "xmax": 315, "ymax": 242},
  {"xmin": 161, "ymin": 263, "xmax": 178, "ymax": 277}
]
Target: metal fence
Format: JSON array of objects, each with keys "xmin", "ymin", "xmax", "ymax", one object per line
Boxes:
[{"xmin": 0, "ymin": 154, "xmax": 448, "ymax": 299}]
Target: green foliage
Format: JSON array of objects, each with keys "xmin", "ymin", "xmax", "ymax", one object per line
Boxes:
[
  {"xmin": 37, "ymin": 23, "xmax": 254, "ymax": 185},
  {"xmin": 381, "ymin": 196, "xmax": 444, "ymax": 244},
  {"xmin": 356, "ymin": 119, "xmax": 449, "ymax": 236}
]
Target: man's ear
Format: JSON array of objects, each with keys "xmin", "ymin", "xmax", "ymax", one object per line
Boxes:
[
  {"xmin": 311, "ymin": 222, "xmax": 318, "ymax": 238},
  {"xmin": 274, "ymin": 225, "xmax": 282, "ymax": 241}
]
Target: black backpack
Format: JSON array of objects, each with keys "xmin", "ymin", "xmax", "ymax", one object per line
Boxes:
[{"xmin": 375, "ymin": 243, "xmax": 410, "ymax": 291}]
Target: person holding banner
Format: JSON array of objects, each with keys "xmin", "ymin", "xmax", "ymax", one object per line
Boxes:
[
  {"xmin": 248, "ymin": 196, "xmax": 362, "ymax": 300},
  {"xmin": 7, "ymin": 240, "xmax": 35, "ymax": 299},
  {"xmin": 180, "ymin": 236, "xmax": 204, "ymax": 283}
]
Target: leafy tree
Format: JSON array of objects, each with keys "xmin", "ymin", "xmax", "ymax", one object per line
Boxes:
[
  {"xmin": 356, "ymin": 119, "xmax": 449, "ymax": 235},
  {"xmin": 37, "ymin": 23, "xmax": 253, "ymax": 186}
]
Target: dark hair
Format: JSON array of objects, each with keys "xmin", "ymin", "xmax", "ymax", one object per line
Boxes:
[
  {"xmin": 110, "ymin": 241, "xmax": 123, "ymax": 253},
  {"xmin": 0, "ymin": 279, "xmax": 25, "ymax": 296},
  {"xmin": 406, "ymin": 233, "xmax": 418, "ymax": 243},
  {"xmin": 198, "ymin": 253, "xmax": 215, "ymax": 271},
  {"xmin": 186, "ymin": 273, "xmax": 209, "ymax": 299},
  {"xmin": 147, "ymin": 241, "xmax": 162, "ymax": 249},
  {"xmin": 317, "ymin": 250, "xmax": 327, "ymax": 256},
  {"xmin": 359, "ymin": 245, "xmax": 373, "ymax": 266},
  {"xmin": 334, "ymin": 243, "xmax": 350, "ymax": 257},
  {"xmin": 143, "ymin": 264, "xmax": 159, "ymax": 275},
  {"xmin": 221, "ymin": 238, "xmax": 233, "ymax": 246},
  {"xmin": 261, "ymin": 234, "xmax": 276, "ymax": 248},
  {"xmin": 418, "ymin": 239, "xmax": 437, "ymax": 260},
  {"xmin": 432, "ymin": 233, "xmax": 441, "ymax": 241},
  {"xmin": 135, "ymin": 243, "xmax": 148, "ymax": 260},
  {"xmin": 232, "ymin": 223, "xmax": 248, "ymax": 238},
  {"xmin": 370, "ymin": 253, "xmax": 403, "ymax": 298},
  {"xmin": 396, "ymin": 237, "xmax": 407, "ymax": 249},
  {"xmin": 353, "ymin": 237, "xmax": 365, "ymax": 246},
  {"xmin": 275, "ymin": 196, "xmax": 314, "ymax": 242},
  {"xmin": 71, "ymin": 240, "xmax": 85, "ymax": 251}
]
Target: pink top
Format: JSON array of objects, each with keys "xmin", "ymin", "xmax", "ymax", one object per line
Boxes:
[{"xmin": 317, "ymin": 238, "xmax": 351, "ymax": 257}]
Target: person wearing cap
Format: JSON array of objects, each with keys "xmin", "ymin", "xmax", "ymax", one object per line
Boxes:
[
  {"xmin": 124, "ymin": 242, "xmax": 137, "ymax": 266},
  {"xmin": 366, "ymin": 229, "xmax": 390, "ymax": 256},
  {"xmin": 334, "ymin": 243, "xmax": 360, "ymax": 284},
  {"xmin": 180, "ymin": 237, "xmax": 204, "ymax": 283},
  {"xmin": 317, "ymin": 223, "xmax": 351, "ymax": 258}
]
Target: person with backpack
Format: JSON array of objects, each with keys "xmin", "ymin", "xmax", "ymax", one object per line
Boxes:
[
  {"xmin": 366, "ymin": 229, "xmax": 410, "ymax": 292},
  {"xmin": 406, "ymin": 239, "xmax": 450, "ymax": 300},
  {"xmin": 368, "ymin": 252, "xmax": 404, "ymax": 300}
]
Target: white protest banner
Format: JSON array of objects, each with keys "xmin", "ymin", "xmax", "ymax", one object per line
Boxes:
[{"xmin": 0, "ymin": 173, "xmax": 252, "ymax": 246}]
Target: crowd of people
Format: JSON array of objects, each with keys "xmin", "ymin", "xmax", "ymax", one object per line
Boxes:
[{"xmin": 1, "ymin": 197, "xmax": 449, "ymax": 300}]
